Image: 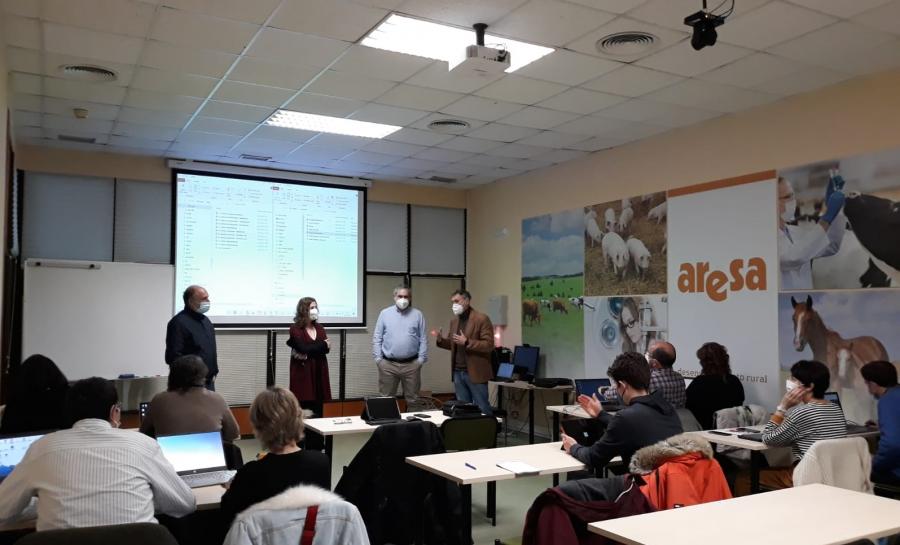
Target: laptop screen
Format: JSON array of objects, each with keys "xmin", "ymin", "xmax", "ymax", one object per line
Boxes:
[
  {"xmin": 574, "ymin": 378, "xmax": 611, "ymax": 398},
  {"xmin": 365, "ymin": 397, "xmax": 402, "ymax": 421},
  {"xmin": 824, "ymin": 391, "xmax": 841, "ymax": 408},
  {"xmin": 0, "ymin": 433, "xmax": 45, "ymax": 481},
  {"xmin": 513, "ymin": 346, "xmax": 540, "ymax": 376},
  {"xmin": 497, "ymin": 362, "xmax": 515, "ymax": 379},
  {"xmin": 157, "ymin": 431, "xmax": 227, "ymax": 475}
]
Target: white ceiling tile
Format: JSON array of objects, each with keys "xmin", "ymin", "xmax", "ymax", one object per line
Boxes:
[
  {"xmin": 353, "ymin": 0, "xmax": 405, "ymax": 8},
  {"xmin": 750, "ymin": 67, "xmax": 852, "ymax": 96},
  {"xmin": 158, "ymin": 0, "xmax": 281, "ymax": 24},
  {"xmin": 141, "ymin": 41, "xmax": 237, "ymax": 79},
  {"xmin": 508, "ymin": 158, "xmax": 553, "ymax": 171},
  {"xmin": 647, "ymin": 79, "xmax": 780, "ymax": 112},
  {"xmin": 436, "ymin": 136, "xmax": 505, "ymax": 153},
  {"xmin": 373, "ymin": 164, "xmax": 424, "ymax": 178},
  {"xmin": 112, "ymin": 122, "xmax": 181, "ymax": 140},
  {"xmin": 514, "ymin": 50, "xmax": 622, "ymax": 85},
  {"xmin": 284, "ymin": 93, "xmax": 365, "ymax": 116},
  {"xmin": 532, "ymin": 148, "xmax": 590, "ymax": 163},
  {"xmin": 41, "ymin": 97, "xmax": 121, "ymax": 120},
  {"xmin": 331, "ymin": 46, "xmax": 433, "ymax": 82},
  {"xmin": 768, "ymin": 22, "xmax": 896, "ymax": 67},
  {"xmin": 607, "ymin": 121, "xmax": 669, "ymax": 141},
  {"xmin": 43, "ymin": 22, "xmax": 144, "ymax": 65},
  {"xmin": 233, "ymin": 137, "xmax": 301, "ymax": 157},
  {"xmin": 629, "ymin": 0, "xmax": 771, "ymax": 31},
  {"xmin": 490, "ymin": 142, "xmax": 551, "ymax": 158},
  {"xmin": 6, "ymin": 47, "xmax": 41, "ymax": 74},
  {"xmin": 252, "ymin": 125, "xmax": 319, "ymax": 143},
  {"xmin": 594, "ymin": 98, "xmax": 682, "ymax": 123},
  {"xmin": 720, "ymin": 2, "xmax": 836, "ymax": 50},
  {"xmin": 499, "ymin": 106, "xmax": 579, "ymax": 129},
  {"xmin": 42, "ymin": 114, "xmax": 113, "ymax": 133},
  {"xmin": 176, "ymin": 131, "xmax": 243, "ymax": 148},
  {"xmin": 123, "ymin": 88, "xmax": 204, "ymax": 112},
  {"xmin": 342, "ymin": 150, "xmax": 401, "ymax": 166},
  {"xmin": 462, "ymin": 154, "xmax": 523, "ymax": 168},
  {"xmin": 515, "ymin": 130, "xmax": 590, "ymax": 148},
  {"xmin": 41, "ymin": 128, "xmax": 110, "ymax": 144},
  {"xmin": 41, "ymin": 0, "xmax": 156, "ymax": 37},
  {"xmin": 464, "ymin": 122, "xmax": 540, "ymax": 142},
  {"xmin": 853, "ymin": 1, "xmax": 900, "ymax": 35},
  {"xmin": 386, "ymin": 127, "xmax": 454, "ymax": 146},
  {"xmin": 492, "ymin": 0, "xmax": 616, "ymax": 47},
  {"xmin": 635, "ymin": 40, "xmax": 753, "ymax": 77},
  {"xmin": 391, "ymin": 157, "xmax": 451, "ymax": 171},
  {"xmin": 440, "ymin": 96, "xmax": 524, "ymax": 122},
  {"xmin": 11, "ymin": 73, "xmax": 41, "ymax": 95},
  {"xmin": 107, "ymin": 135, "xmax": 172, "ymax": 151},
  {"xmin": 151, "ymin": 7, "xmax": 260, "ymax": 54},
  {"xmin": 552, "ymin": 114, "xmax": 631, "ymax": 136},
  {"xmin": 474, "ymin": 166, "xmax": 525, "ymax": 180},
  {"xmin": 413, "ymin": 147, "xmax": 475, "ymax": 162},
  {"xmin": 396, "ymin": 0, "xmax": 529, "ymax": 27},
  {"xmin": 411, "ymin": 113, "xmax": 486, "ymax": 132},
  {"xmin": 405, "ymin": 63, "xmax": 501, "ymax": 94},
  {"xmin": 117, "ymin": 106, "xmax": 193, "ymax": 127},
  {"xmin": 199, "ymin": 101, "xmax": 275, "ymax": 123},
  {"xmin": 643, "ymin": 104, "xmax": 722, "ymax": 128},
  {"xmin": 698, "ymin": 53, "xmax": 803, "ymax": 88},
  {"xmin": 213, "ymin": 81, "xmax": 296, "ymax": 107},
  {"xmin": 567, "ymin": 135, "xmax": 622, "ymax": 151},
  {"xmin": 44, "ymin": 77, "xmax": 128, "ymax": 105},
  {"xmin": 568, "ymin": 17, "xmax": 687, "ymax": 63},
  {"xmin": 131, "ymin": 68, "xmax": 219, "ymax": 98},
  {"xmin": 793, "ymin": 0, "xmax": 893, "ymax": 18},
  {"xmin": 13, "ymin": 110, "xmax": 41, "ymax": 126},
  {"xmin": 247, "ymin": 27, "xmax": 350, "ymax": 67},
  {"xmin": 582, "ymin": 64, "xmax": 682, "ymax": 97},
  {"xmin": 2, "ymin": 0, "xmax": 40, "ymax": 17},
  {"xmin": 4, "ymin": 16, "xmax": 41, "ymax": 49},
  {"xmin": 14, "ymin": 126, "xmax": 45, "ymax": 139},
  {"xmin": 228, "ymin": 58, "xmax": 320, "ymax": 89},
  {"xmin": 474, "ymin": 75, "xmax": 567, "ymax": 105},
  {"xmin": 304, "ymin": 70, "xmax": 396, "ymax": 101},
  {"xmin": 348, "ymin": 103, "xmax": 429, "ymax": 125},
  {"xmin": 270, "ymin": 0, "xmax": 389, "ymax": 41},
  {"xmin": 187, "ymin": 117, "xmax": 257, "ymax": 136},
  {"xmin": 375, "ymin": 83, "xmax": 464, "ymax": 111},
  {"xmin": 537, "ymin": 87, "xmax": 627, "ymax": 114},
  {"xmin": 823, "ymin": 39, "xmax": 900, "ymax": 75},
  {"xmin": 306, "ymin": 131, "xmax": 373, "ymax": 150},
  {"xmin": 439, "ymin": 162, "xmax": 488, "ymax": 176},
  {"xmin": 362, "ymin": 140, "xmax": 428, "ymax": 156},
  {"xmin": 565, "ymin": 0, "xmax": 648, "ymax": 13},
  {"xmin": 11, "ymin": 94, "xmax": 42, "ymax": 112}
]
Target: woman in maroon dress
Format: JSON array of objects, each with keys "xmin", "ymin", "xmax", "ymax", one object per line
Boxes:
[{"xmin": 286, "ymin": 297, "xmax": 331, "ymax": 419}]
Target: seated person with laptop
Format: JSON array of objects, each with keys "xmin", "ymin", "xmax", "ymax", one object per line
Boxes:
[
  {"xmin": 0, "ymin": 377, "xmax": 195, "ymax": 530},
  {"xmin": 561, "ymin": 352, "xmax": 683, "ymax": 472},
  {"xmin": 860, "ymin": 360, "xmax": 900, "ymax": 485}
]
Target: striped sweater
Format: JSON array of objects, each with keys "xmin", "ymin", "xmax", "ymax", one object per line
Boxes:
[{"xmin": 763, "ymin": 401, "xmax": 847, "ymax": 462}]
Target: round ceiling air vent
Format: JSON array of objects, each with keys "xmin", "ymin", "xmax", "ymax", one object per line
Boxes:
[
  {"xmin": 58, "ymin": 64, "xmax": 118, "ymax": 82},
  {"xmin": 427, "ymin": 119, "xmax": 471, "ymax": 135},
  {"xmin": 596, "ymin": 31, "xmax": 659, "ymax": 57}
]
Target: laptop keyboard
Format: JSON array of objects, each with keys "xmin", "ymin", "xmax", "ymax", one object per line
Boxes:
[{"xmin": 181, "ymin": 470, "xmax": 236, "ymax": 488}]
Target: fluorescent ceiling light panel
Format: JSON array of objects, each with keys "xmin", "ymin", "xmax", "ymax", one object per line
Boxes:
[
  {"xmin": 266, "ymin": 110, "xmax": 401, "ymax": 138},
  {"xmin": 361, "ymin": 14, "xmax": 554, "ymax": 73}
]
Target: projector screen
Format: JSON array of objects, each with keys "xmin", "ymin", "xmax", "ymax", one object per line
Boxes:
[{"xmin": 173, "ymin": 169, "xmax": 365, "ymax": 327}]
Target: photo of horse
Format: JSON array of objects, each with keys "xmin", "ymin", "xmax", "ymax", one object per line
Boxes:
[{"xmin": 778, "ymin": 291, "xmax": 900, "ymax": 424}]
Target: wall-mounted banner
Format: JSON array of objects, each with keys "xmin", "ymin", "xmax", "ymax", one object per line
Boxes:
[
  {"xmin": 668, "ymin": 177, "xmax": 780, "ymax": 409},
  {"xmin": 583, "ymin": 295, "xmax": 668, "ymax": 378},
  {"xmin": 521, "ymin": 209, "xmax": 585, "ymax": 378},
  {"xmin": 778, "ymin": 147, "xmax": 900, "ymax": 291}
]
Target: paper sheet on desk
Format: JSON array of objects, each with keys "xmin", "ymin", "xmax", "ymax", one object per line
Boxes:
[{"xmin": 496, "ymin": 461, "xmax": 539, "ymax": 476}]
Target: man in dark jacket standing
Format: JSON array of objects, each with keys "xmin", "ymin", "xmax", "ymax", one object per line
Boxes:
[
  {"xmin": 562, "ymin": 352, "xmax": 682, "ymax": 471},
  {"xmin": 165, "ymin": 285, "xmax": 218, "ymax": 390}
]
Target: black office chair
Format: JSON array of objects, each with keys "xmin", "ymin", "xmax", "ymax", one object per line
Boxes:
[
  {"xmin": 874, "ymin": 481, "xmax": 900, "ymax": 500},
  {"xmin": 440, "ymin": 415, "xmax": 500, "ymax": 526},
  {"xmin": 15, "ymin": 523, "xmax": 178, "ymax": 545}
]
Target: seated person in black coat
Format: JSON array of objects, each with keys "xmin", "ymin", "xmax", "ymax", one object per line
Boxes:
[
  {"xmin": 686, "ymin": 342, "xmax": 745, "ymax": 429},
  {"xmin": 561, "ymin": 352, "xmax": 683, "ymax": 472},
  {"xmin": 0, "ymin": 354, "xmax": 69, "ymax": 434}
]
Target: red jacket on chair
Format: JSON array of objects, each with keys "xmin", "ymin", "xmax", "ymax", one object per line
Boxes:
[{"xmin": 629, "ymin": 433, "xmax": 733, "ymax": 510}]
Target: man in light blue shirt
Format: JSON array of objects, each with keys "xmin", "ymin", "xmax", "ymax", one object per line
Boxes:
[{"xmin": 373, "ymin": 286, "xmax": 427, "ymax": 403}]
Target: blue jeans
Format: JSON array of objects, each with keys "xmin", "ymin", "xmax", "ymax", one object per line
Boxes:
[{"xmin": 453, "ymin": 369, "xmax": 493, "ymax": 415}]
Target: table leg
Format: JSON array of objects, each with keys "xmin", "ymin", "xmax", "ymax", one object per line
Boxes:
[
  {"xmin": 324, "ymin": 435, "xmax": 333, "ymax": 460},
  {"xmin": 528, "ymin": 389, "xmax": 535, "ymax": 444},
  {"xmin": 750, "ymin": 450, "xmax": 761, "ymax": 494},
  {"xmin": 551, "ymin": 411, "xmax": 560, "ymax": 487},
  {"xmin": 461, "ymin": 483, "xmax": 472, "ymax": 545},
  {"xmin": 487, "ymin": 481, "xmax": 496, "ymax": 526}
]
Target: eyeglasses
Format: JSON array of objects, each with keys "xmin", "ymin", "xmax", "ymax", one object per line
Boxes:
[{"xmin": 624, "ymin": 318, "xmax": 638, "ymax": 329}]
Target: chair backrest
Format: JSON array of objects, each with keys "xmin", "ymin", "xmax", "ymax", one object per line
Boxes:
[
  {"xmin": 675, "ymin": 408, "xmax": 702, "ymax": 432},
  {"xmin": 15, "ymin": 523, "xmax": 178, "ymax": 545},
  {"xmin": 793, "ymin": 437, "xmax": 873, "ymax": 493},
  {"xmin": 439, "ymin": 415, "xmax": 497, "ymax": 452}
]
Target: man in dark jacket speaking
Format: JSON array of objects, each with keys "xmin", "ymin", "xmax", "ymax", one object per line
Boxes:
[
  {"xmin": 562, "ymin": 351, "xmax": 682, "ymax": 471},
  {"xmin": 165, "ymin": 285, "xmax": 218, "ymax": 390}
]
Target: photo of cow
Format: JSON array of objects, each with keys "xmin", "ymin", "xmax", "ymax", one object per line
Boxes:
[{"xmin": 584, "ymin": 191, "xmax": 667, "ymax": 297}]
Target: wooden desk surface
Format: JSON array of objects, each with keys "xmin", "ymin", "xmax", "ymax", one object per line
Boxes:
[
  {"xmin": 588, "ymin": 484, "xmax": 900, "ymax": 545},
  {"xmin": 406, "ymin": 441, "xmax": 586, "ymax": 485},
  {"xmin": 692, "ymin": 426, "xmax": 881, "ymax": 452},
  {"xmin": 304, "ymin": 410, "xmax": 448, "ymax": 436},
  {"xmin": 490, "ymin": 380, "xmax": 573, "ymax": 391},
  {"xmin": 545, "ymin": 405, "xmax": 591, "ymax": 418}
]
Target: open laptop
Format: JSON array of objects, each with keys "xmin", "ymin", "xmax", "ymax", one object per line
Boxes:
[
  {"xmin": 561, "ymin": 418, "xmax": 605, "ymax": 446},
  {"xmin": 824, "ymin": 392, "xmax": 872, "ymax": 435},
  {"xmin": 0, "ymin": 432, "xmax": 46, "ymax": 482},
  {"xmin": 495, "ymin": 362, "xmax": 517, "ymax": 383},
  {"xmin": 512, "ymin": 345, "xmax": 540, "ymax": 383},
  {"xmin": 361, "ymin": 396, "xmax": 403, "ymax": 425},
  {"xmin": 157, "ymin": 431, "xmax": 235, "ymax": 488},
  {"xmin": 573, "ymin": 378, "xmax": 622, "ymax": 411}
]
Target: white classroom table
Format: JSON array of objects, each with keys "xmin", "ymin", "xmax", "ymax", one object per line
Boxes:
[
  {"xmin": 490, "ymin": 380, "xmax": 573, "ymax": 444},
  {"xmin": 588, "ymin": 484, "xmax": 900, "ymax": 545}
]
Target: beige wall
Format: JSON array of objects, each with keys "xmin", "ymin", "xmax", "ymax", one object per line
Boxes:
[
  {"xmin": 15, "ymin": 145, "xmax": 467, "ymax": 208},
  {"xmin": 467, "ymin": 68, "xmax": 900, "ymax": 349}
]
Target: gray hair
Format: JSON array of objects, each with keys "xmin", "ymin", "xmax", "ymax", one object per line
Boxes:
[{"xmin": 393, "ymin": 285, "xmax": 411, "ymax": 297}]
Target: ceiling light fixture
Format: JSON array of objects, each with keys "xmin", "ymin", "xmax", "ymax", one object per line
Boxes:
[
  {"xmin": 684, "ymin": 0, "xmax": 733, "ymax": 51},
  {"xmin": 265, "ymin": 110, "xmax": 401, "ymax": 139},
  {"xmin": 361, "ymin": 13, "xmax": 554, "ymax": 73}
]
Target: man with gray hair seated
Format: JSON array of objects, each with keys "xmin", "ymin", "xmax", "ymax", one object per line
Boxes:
[{"xmin": 372, "ymin": 285, "xmax": 427, "ymax": 403}]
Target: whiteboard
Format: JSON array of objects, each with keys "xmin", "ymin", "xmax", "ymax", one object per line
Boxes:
[{"xmin": 23, "ymin": 259, "xmax": 174, "ymax": 380}]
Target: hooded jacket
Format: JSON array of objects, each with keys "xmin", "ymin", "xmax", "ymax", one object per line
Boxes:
[
  {"xmin": 569, "ymin": 390, "xmax": 683, "ymax": 471},
  {"xmin": 629, "ymin": 433, "xmax": 732, "ymax": 510}
]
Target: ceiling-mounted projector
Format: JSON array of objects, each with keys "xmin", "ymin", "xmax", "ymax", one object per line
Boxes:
[{"xmin": 449, "ymin": 23, "xmax": 510, "ymax": 76}]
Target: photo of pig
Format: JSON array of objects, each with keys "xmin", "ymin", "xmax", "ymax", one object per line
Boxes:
[{"xmin": 585, "ymin": 191, "xmax": 667, "ymax": 296}]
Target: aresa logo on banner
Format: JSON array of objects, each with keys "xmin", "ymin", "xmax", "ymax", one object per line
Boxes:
[{"xmin": 677, "ymin": 258, "xmax": 767, "ymax": 302}]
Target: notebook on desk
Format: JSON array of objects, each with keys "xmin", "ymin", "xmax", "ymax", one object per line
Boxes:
[
  {"xmin": 157, "ymin": 431, "xmax": 235, "ymax": 488},
  {"xmin": 0, "ymin": 432, "xmax": 46, "ymax": 482}
]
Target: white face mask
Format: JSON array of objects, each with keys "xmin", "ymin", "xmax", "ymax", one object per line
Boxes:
[
  {"xmin": 785, "ymin": 379, "xmax": 798, "ymax": 392},
  {"xmin": 309, "ymin": 308, "xmax": 319, "ymax": 321},
  {"xmin": 452, "ymin": 303, "xmax": 464, "ymax": 315},
  {"xmin": 781, "ymin": 199, "xmax": 797, "ymax": 222},
  {"xmin": 197, "ymin": 301, "xmax": 210, "ymax": 314},
  {"xmin": 395, "ymin": 297, "xmax": 410, "ymax": 310}
]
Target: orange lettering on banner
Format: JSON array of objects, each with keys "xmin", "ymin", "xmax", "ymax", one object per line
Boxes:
[{"xmin": 677, "ymin": 258, "xmax": 767, "ymax": 302}]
